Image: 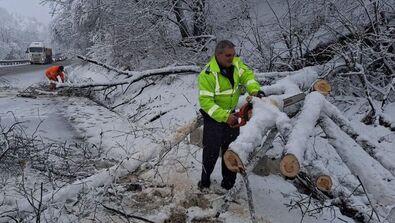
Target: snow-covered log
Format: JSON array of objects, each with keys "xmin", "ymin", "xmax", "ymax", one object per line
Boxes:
[
  {"xmin": 0, "ymin": 116, "xmax": 203, "ymax": 220},
  {"xmin": 231, "ymin": 67, "xmax": 325, "ymax": 158},
  {"xmin": 280, "ymin": 92, "xmax": 325, "ymax": 177},
  {"xmin": 318, "ymin": 115, "xmax": 395, "ymax": 218},
  {"xmin": 56, "ymin": 65, "xmax": 200, "ymax": 89},
  {"xmin": 322, "ymin": 99, "xmax": 395, "ymax": 176},
  {"xmin": 228, "ymin": 97, "xmax": 292, "ymax": 167},
  {"xmin": 258, "ymin": 66, "xmax": 319, "ymax": 96},
  {"xmin": 229, "ymin": 69, "xmax": 332, "ymax": 176}
]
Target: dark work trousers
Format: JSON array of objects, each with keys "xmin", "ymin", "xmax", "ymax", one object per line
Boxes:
[{"xmin": 200, "ymin": 112, "xmax": 240, "ymax": 188}]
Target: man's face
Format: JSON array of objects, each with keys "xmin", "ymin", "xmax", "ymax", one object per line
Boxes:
[{"xmin": 216, "ymin": 47, "xmax": 235, "ymax": 68}]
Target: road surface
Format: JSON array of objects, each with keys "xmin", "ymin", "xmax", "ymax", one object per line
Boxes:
[
  {"xmin": 0, "ymin": 60, "xmax": 72, "ymax": 88},
  {"xmin": 0, "ymin": 60, "xmax": 80, "ymax": 143}
]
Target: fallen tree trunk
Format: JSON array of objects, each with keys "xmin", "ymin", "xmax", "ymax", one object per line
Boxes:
[
  {"xmin": 258, "ymin": 66, "xmax": 318, "ymax": 96},
  {"xmin": 280, "ymin": 92, "xmax": 325, "ymax": 178},
  {"xmin": 0, "ymin": 116, "xmax": 203, "ymax": 220},
  {"xmin": 57, "ymin": 65, "xmax": 199, "ymax": 91},
  {"xmin": 216, "ymin": 128, "xmax": 280, "ymax": 218},
  {"xmin": 322, "ymin": 99, "xmax": 395, "ymax": 176},
  {"xmin": 228, "ymin": 96, "xmax": 292, "ymax": 166},
  {"xmin": 318, "ymin": 115, "xmax": 395, "ymax": 219},
  {"xmin": 77, "ymin": 55, "xmax": 201, "ymax": 78}
]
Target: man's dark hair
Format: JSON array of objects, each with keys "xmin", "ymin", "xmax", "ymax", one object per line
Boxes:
[
  {"xmin": 59, "ymin": 66, "xmax": 64, "ymax": 71},
  {"xmin": 215, "ymin": 40, "xmax": 235, "ymax": 55}
]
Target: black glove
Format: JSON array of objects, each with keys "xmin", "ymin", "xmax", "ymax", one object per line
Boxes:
[{"xmin": 256, "ymin": 90, "xmax": 265, "ymax": 98}]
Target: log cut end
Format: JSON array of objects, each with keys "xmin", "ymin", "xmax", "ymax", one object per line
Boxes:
[
  {"xmin": 280, "ymin": 154, "xmax": 300, "ymax": 178},
  {"xmin": 315, "ymin": 175, "xmax": 332, "ymax": 192},
  {"xmin": 224, "ymin": 150, "xmax": 245, "ymax": 173},
  {"xmin": 312, "ymin": 79, "xmax": 332, "ymax": 96}
]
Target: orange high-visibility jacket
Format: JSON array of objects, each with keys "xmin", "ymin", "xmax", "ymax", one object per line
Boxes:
[{"xmin": 45, "ymin": 66, "xmax": 64, "ymax": 82}]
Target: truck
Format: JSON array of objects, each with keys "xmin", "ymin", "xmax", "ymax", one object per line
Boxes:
[{"xmin": 27, "ymin": 42, "xmax": 52, "ymax": 64}]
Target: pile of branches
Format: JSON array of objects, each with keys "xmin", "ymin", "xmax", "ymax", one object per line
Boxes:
[{"xmin": 0, "ymin": 117, "xmax": 99, "ymax": 181}]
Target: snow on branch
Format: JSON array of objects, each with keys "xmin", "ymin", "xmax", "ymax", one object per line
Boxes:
[
  {"xmin": 0, "ymin": 116, "xmax": 202, "ymax": 219},
  {"xmin": 77, "ymin": 55, "xmax": 132, "ymax": 76},
  {"xmin": 57, "ymin": 80, "xmax": 129, "ymax": 89},
  {"xmin": 56, "ymin": 65, "xmax": 200, "ymax": 89},
  {"xmin": 77, "ymin": 55, "xmax": 201, "ymax": 78}
]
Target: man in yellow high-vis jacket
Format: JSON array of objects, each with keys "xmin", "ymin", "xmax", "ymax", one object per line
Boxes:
[{"xmin": 198, "ymin": 40, "xmax": 263, "ymax": 190}]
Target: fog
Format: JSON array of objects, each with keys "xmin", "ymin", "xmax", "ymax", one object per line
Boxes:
[{"xmin": 0, "ymin": 0, "xmax": 52, "ymax": 25}]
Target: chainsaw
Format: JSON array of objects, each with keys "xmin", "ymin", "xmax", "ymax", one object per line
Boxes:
[
  {"xmin": 231, "ymin": 92, "xmax": 306, "ymax": 128},
  {"xmin": 232, "ymin": 78, "xmax": 332, "ymax": 128}
]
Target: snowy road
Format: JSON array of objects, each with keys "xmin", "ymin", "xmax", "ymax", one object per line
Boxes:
[
  {"xmin": 0, "ymin": 60, "xmax": 80, "ymax": 143},
  {"xmin": 0, "ymin": 61, "xmax": 71, "ymax": 87}
]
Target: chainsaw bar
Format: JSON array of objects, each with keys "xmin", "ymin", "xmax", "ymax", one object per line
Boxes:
[{"xmin": 283, "ymin": 92, "xmax": 306, "ymax": 107}]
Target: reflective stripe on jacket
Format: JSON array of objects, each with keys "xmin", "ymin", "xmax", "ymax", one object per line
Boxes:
[{"xmin": 198, "ymin": 56, "xmax": 261, "ymax": 123}]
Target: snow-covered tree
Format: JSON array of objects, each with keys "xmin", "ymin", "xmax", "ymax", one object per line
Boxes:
[{"xmin": 0, "ymin": 7, "xmax": 47, "ymax": 60}]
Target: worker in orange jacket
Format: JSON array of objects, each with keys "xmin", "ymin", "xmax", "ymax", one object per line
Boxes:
[{"xmin": 45, "ymin": 65, "xmax": 65, "ymax": 90}]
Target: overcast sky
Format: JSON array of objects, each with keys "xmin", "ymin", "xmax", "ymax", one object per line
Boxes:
[{"xmin": 0, "ymin": 0, "xmax": 52, "ymax": 25}]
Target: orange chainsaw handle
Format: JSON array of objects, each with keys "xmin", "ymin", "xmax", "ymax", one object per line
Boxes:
[{"xmin": 230, "ymin": 102, "xmax": 253, "ymax": 128}]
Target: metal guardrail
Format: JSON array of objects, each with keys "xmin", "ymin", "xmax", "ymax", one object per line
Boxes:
[{"xmin": 0, "ymin": 59, "xmax": 30, "ymax": 66}]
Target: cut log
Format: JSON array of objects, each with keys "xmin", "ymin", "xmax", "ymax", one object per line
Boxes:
[
  {"xmin": 318, "ymin": 115, "xmax": 395, "ymax": 218},
  {"xmin": 279, "ymin": 154, "xmax": 300, "ymax": 178},
  {"xmin": 259, "ymin": 67, "xmax": 319, "ymax": 95},
  {"xmin": 228, "ymin": 97, "xmax": 291, "ymax": 167},
  {"xmin": 281, "ymin": 92, "xmax": 326, "ymax": 177},
  {"xmin": 322, "ymin": 99, "xmax": 395, "ymax": 175},
  {"xmin": 224, "ymin": 150, "xmax": 245, "ymax": 173},
  {"xmin": 294, "ymin": 172, "xmax": 329, "ymax": 202},
  {"xmin": 315, "ymin": 175, "xmax": 332, "ymax": 192},
  {"xmin": 312, "ymin": 79, "xmax": 331, "ymax": 96}
]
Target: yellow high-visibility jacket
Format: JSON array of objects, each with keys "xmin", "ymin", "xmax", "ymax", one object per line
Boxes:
[{"xmin": 198, "ymin": 56, "xmax": 261, "ymax": 123}]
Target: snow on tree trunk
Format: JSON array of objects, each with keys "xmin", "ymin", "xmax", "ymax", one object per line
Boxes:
[
  {"xmin": 229, "ymin": 67, "xmax": 322, "ymax": 168},
  {"xmin": 281, "ymin": 92, "xmax": 325, "ymax": 177},
  {"xmin": 319, "ymin": 115, "xmax": 395, "ymax": 217},
  {"xmin": 257, "ymin": 66, "xmax": 318, "ymax": 95},
  {"xmin": 322, "ymin": 99, "xmax": 395, "ymax": 176},
  {"xmin": 57, "ymin": 65, "xmax": 201, "ymax": 89},
  {"xmin": 228, "ymin": 97, "xmax": 291, "ymax": 166},
  {"xmin": 0, "ymin": 116, "xmax": 202, "ymax": 219}
]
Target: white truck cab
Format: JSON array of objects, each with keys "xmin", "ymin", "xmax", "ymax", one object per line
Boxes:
[{"xmin": 28, "ymin": 42, "xmax": 52, "ymax": 64}]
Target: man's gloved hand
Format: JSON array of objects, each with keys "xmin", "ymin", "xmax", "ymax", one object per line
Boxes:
[
  {"xmin": 226, "ymin": 113, "xmax": 239, "ymax": 127},
  {"xmin": 252, "ymin": 90, "xmax": 265, "ymax": 98},
  {"xmin": 257, "ymin": 90, "xmax": 265, "ymax": 98},
  {"xmin": 224, "ymin": 150, "xmax": 245, "ymax": 173}
]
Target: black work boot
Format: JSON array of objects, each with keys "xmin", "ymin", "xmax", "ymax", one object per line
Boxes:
[
  {"xmin": 220, "ymin": 181, "xmax": 234, "ymax": 190},
  {"xmin": 197, "ymin": 180, "xmax": 210, "ymax": 192}
]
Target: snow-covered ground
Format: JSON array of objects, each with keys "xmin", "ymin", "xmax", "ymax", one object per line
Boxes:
[{"xmin": 0, "ymin": 59, "xmax": 394, "ymax": 222}]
